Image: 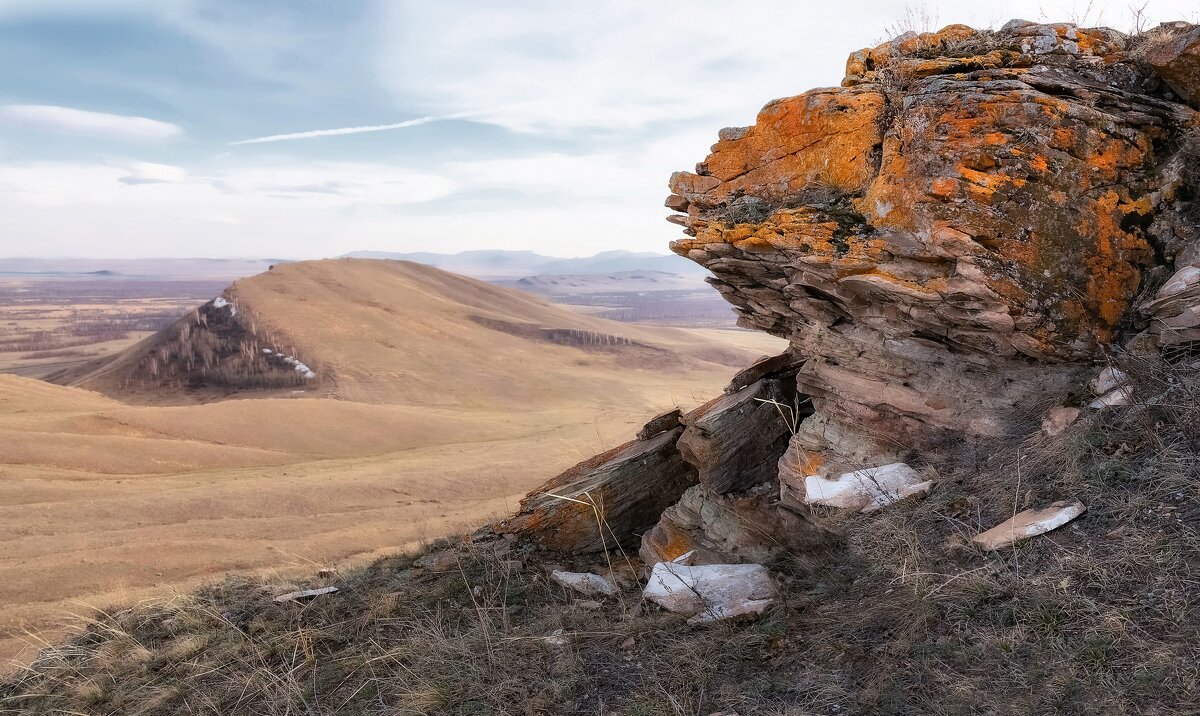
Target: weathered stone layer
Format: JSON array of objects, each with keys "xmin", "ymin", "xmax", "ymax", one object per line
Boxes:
[{"xmin": 668, "ymin": 21, "xmax": 1200, "ymax": 466}]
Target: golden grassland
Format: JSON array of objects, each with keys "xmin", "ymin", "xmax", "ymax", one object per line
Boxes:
[{"xmin": 0, "ymin": 260, "xmax": 785, "ymax": 667}]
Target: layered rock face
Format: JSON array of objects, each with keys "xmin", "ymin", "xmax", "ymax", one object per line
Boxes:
[
  {"xmin": 499, "ymin": 355, "xmax": 828, "ymax": 561},
  {"xmin": 668, "ymin": 20, "xmax": 1200, "ymax": 476},
  {"xmin": 503, "ymin": 20, "xmax": 1200, "ymax": 571}
]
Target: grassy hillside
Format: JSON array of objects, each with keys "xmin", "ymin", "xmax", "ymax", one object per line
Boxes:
[
  {"xmin": 53, "ymin": 259, "xmax": 758, "ymax": 405},
  {"xmin": 0, "ymin": 259, "xmax": 785, "ymax": 669},
  {"xmin": 4, "ymin": 355, "xmax": 1196, "ymax": 715}
]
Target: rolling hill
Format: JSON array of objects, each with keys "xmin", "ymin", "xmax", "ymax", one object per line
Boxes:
[
  {"xmin": 1, "ymin": 258, "xmax": 785, "ymax": 665},
  {"xmin": 50, "ymin": 259, "xmax": 755, "ymax": 405}
]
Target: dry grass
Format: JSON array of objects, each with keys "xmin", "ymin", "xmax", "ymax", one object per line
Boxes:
[
  {"xmin": 0, "ymin": 539, "xmax": 790, "ymax": 715},
  {"xmin": 4, "ymin": 354, "xmax": 1197, "ymax": 714},
  {"xmin": 795, "ymin": 351, "xmax": 1200, "ymax": 714}
]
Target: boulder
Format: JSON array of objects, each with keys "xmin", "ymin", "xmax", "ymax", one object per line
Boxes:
[
  {"xmin": 643, "ymin": 561, "xmax": 777, "ymax": 622},
  {"xmin": 497, "ymin": 427, "xmax": 696, "ymax": 552},
  {"xmin": 639, "ymin": 482, "xmax": 830, "ymax": 565},
  {"xmin": 1145, "ymin": 24, "xmax": 1200, "ymax": 107},
  {"xmin": 972, "ymin": 499, "xmax": 1087, "ymax": 550}
]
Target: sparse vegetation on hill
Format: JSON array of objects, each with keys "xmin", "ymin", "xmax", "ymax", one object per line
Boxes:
[
  {"xmin": 0, "ymin": 259, "xmax": 783, "ymax": 668},
  {"xmin": 3, "ymin": 357, "xmax": 1197, "ymax": 715}
]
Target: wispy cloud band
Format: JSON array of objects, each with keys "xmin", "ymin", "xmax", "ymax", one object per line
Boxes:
[
  {"xmin": 229, "ymin": 109, "xmax": 491, "ymax": 145},
  {"xmin": 0, "ymin": 105, "xmax": 183, "ymax": 142}
]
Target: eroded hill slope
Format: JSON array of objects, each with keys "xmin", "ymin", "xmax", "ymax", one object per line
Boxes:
[{"xmin": 52, "ymin": 259, "xmax": 753, "ymax": 406}]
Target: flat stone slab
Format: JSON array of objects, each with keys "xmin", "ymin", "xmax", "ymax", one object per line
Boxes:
[
  {"xmin": 550, "ymin": 570, "xmax": 617, "ymax": 597},
  {"xmin": 803, "ymin": 462, "xmax": 928, "ymax": 511},
  {"xmin": 972, "ymin": 499, "xmax": 1086, "ymax": 550},
  {"xmin": 274, "ymin": 586, "xmax": 338, "ymax": 603},
  {"xmin": 643, "ymin": 562, "xmax": 776, "ymax": 622},
  {"xmin": 1041, "ymin": 406, "xmax": 1081, "ymax": 436}
]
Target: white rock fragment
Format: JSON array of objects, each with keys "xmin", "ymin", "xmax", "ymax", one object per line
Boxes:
[
  {"xmin": 860, "ymin": 480, "xmax": 934, "ymax": 513},
  {"xmin": 1041, "ymin": 406, "xmax": 1081, "ymax": 436},
  {"xmin": 671, "ymin": 550, "xmax": 697, "ymax": 566},
  {"xmin": 273, "ymin": 586, "xmax": 338, "ymax": 603},
  {"xmin": 550, "ymin": 570, "xmax": 617, "ymax": 597},
  {"xmin": 1088, "ymin": 389, "xmax": 1132, "ymax": 409},
  {"xmin": 643, "ymin": 562, "xmax": 776, "ymax": 622},
  {"xmin": 972, "ymin": 499, "xmax": 1086, "ymax": 551},
  {"xmin": 1087, "ymin": 367, "xmax": 1132, "ymax": 408},
  {"xmin": 803, "ymin": 462, "xmax": 928, "ymax": 511},
  {"xmin": 1090, "ymin": 367, "xmax": 1128, "ymax": 395}
]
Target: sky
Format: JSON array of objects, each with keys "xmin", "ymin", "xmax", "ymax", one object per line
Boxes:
[{"xmin": 0, "ymin": 1, "xmax": 1196, "ymax": 259}]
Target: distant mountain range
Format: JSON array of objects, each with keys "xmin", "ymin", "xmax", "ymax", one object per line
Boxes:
[
  {"xmin": 0, "ymin": 251, "xmax": 710, "ymax": 284},
  {"xmin": 340, "ymin": 250, "xmax": 709, "ymax": 278}
]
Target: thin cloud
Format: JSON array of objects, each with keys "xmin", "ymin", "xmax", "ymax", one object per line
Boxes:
[
  {"xmin": 229, "ymin": 109, "xmax": 492, "ymax": 145},
  {"xmin": 118, "ymin": 162, "xmax": 188, "ymax": 185},
  {"xmin": 0, "ymin": 105, "xmax": 182, "ymax": 142}
]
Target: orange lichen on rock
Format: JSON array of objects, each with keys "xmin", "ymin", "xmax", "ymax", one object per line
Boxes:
[
  {"xmin": 667, "ymin": 20, "xmax": 1198, "ymax": 451},
  {"xmin": 671, "ymin": 88, "xmax": 884, "ymax": 208}
]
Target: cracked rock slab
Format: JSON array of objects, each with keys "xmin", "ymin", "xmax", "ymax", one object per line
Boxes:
[
  {"xmin": 550, "ymin": 570, "xmax": 618, "ymax": 597},
  {"xmin": 801, "ymin": 462, "xmax": 929, "ymax": 511},
  {"xmin": 643, "ymin": 562, "xmax": 777, "ymax": 622}
]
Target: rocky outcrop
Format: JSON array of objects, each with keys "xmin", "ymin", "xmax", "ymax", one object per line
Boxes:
[
  {"xmin": 667, "ymin": 21, "xmax": 1200, "ymax": 480},
  {"xmin": 677, "ymin": 374, "xmax": 800, "ymax": 494},
  {"xmin": 500, "ymin": 352, "xmax": 823, "ymax": 560},
  {"xmin": 1145, "ymin": 23, "xmax": 1200, "ymax": 107},
  {"xmin": 48, "ymin": 292, "xmax": 320, "ymax": 394},
  {"xmin": 497, "ymin": 425, "xmax": 696, "ymax": 552},
  {"xmin": 639, "ymin": 481, "xmax": 830, "ymax": 565},
  {"xmin": 504, "ymin": 20, "xmax": 1200, "ymax": 589}
]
